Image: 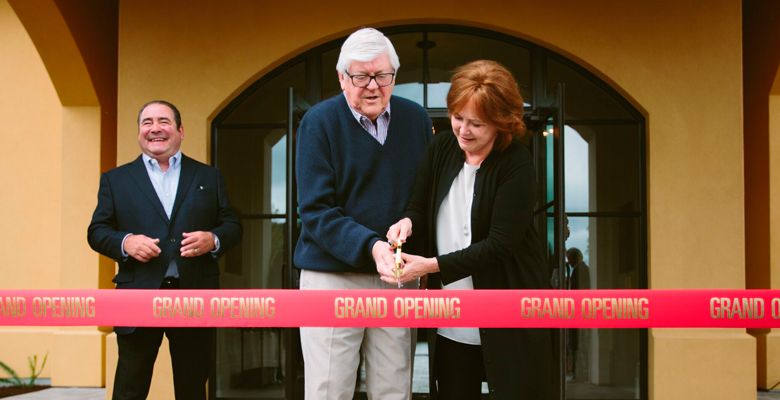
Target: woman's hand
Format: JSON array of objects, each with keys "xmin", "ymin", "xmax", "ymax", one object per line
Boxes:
[
  {"xmin": 380, "ymin": 252, "xmax": 439, "ymax": 285},
  {"xmin": 386, "ymin": 217, "xmax": 413, "ymax": 248}
]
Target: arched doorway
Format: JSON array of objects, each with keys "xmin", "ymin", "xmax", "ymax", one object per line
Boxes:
[{"xmin": 211, "ymin": 25, "xmax": 647, "ymax": 400}]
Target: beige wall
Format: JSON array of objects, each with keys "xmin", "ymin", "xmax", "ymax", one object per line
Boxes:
[
  {"xmin": 0, "ymin": 0, "xmax": 758, "ymax": 397},
  {"xmin": 118, "ymin": 0, "xmax": 746, "ymax": 289},
  {"xmin": 0, "ymin": 0, "xmax": 112, "ymax": 386},
  {"xmin": 0, "ymin": 0, "xmax": 62, "ymax": 288},
  {"xmin": 0, "ymin": 0, "xmax": 61, "ymax": 379},
  {"xmin": 115, "ymin": 1, "xmax": 751, "ymax": 398},
  {"xmin": 117, "ymin": 0, "xmax": 747, "ymax": 296},
  {"xmin": 763, "ymin": 65, "xmax": 780, "ymax": 390},
  {"xmin": 743, "ymin": 0, "xmax": 780, "ymax": 389},
  {"xmin": 771, "ymin": 64, "xmax": 780, "ymax": 331}
]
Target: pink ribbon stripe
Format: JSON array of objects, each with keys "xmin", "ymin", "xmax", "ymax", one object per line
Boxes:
[{"xmin": 1, "ymin": 289, "xmax": 779, "ymax": 328}]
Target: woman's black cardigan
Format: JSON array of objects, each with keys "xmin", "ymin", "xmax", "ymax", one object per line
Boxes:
[{"xmin": 404, "ymin": 131, "xmax": 554, "ymax": 400}]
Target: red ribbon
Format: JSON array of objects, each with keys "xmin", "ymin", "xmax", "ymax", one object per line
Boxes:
[{"xmin": 1, "ymin": 289, "xmax": 778, "ymax": 328}]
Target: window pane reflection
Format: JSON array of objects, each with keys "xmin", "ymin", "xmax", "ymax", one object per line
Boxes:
[
  {"xmin": 546, "ymin": 56, "xmax": 632, "ymax": 120},
  {"xmin": 321, "ymin": 46, "xmax": 341, "ymax": 99},
  {"xmin": 389, "ymin": 32, "xmax": 424, "ymax": 85},
  {"xmin": 566, "ymin": 123, "xmax": 641, "ymax": 213},
  {"xmin": 221, "ymin": 218, "xmax": 286, "ymax": 289},
  {"xmin": 565, "ymin": 216, "xmax": 640, "ymax": 288},
  {"xmin": 216, "ymin": 218, "xmax": 287, "ymax": 398},
  {"xmin": 565, "ymin": 328, "xmax": 640, "ymax": 399},
  {"xmin": 565, "ymin": 126, "xmax": 589, "ymax": 213},
  {"xmin": 222, "ymin": 62, "xmax": 305, "ymax": 125},
  {"xmin": 427, "ymin": 82, "xmax": 450, "ymax": 108},
  {"xmin": 564, "ymin": 216, "xmax": 640, "ymax": 399},
  {"xmin": 217, "ymin": 129, "xmax": 287, "ymax": 215},
  {"xmin": 394, "ymin": 82, "xmax": 424, "ymax": 105}
]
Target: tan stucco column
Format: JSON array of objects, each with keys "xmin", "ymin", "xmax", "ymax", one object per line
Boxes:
[
  {"xmin": 759, "ymin": 68, "xmax": 780, "ymax": 390},
  {"xmin": 5, "ymin": 0, "xmax": 119, "ymax": 386},
  {"xmin": 647, "ymin": 70, "xmax": 756, "ymax": 398},
  {"xmin": 49, "ymin": 107, "xmax": 110, "ymax": 387},
  {"xmin": 651, "ymin": 329, "xmax": 756, "ymax": 399}
]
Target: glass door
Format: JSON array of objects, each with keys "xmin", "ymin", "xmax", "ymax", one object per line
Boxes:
[
  {"xmin": 211, "ymin": 121, "xmax": 288, "ymax": 400},
  {"xmin": 284, "ymin": 87, "xmax": 306, "ymax": 400},
  {"xmin": 211, "ymin": 83, "xmax": 309, "ymax": 400},
  {"xmin": 212, "ymin": 25, "xmax": 646, "ymax": 400},
  {"xmin": 532, "ymin": 82, "xmax": 645, "ymax": 400},
  {"xmin": 527, "ymin": 83, "xmax": 567, "ymax": 400}
]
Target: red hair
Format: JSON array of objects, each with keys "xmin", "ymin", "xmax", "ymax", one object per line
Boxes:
[{"xmin": 447, "ymin": 60, "xmax": 526, "ymax": 151}]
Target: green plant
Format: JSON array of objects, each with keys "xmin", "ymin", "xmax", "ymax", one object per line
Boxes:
[{"xmin": 0, "ymin": 353, "xmax": 48, "ymax": 386}]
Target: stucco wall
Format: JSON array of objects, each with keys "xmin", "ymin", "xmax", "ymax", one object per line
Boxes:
[
  {"xmin": 0, "ymin": 0, "xmax": 753, "ymax": 397},
  {"xmin": 0, "ymin": 0, "xmax": 62, "ymax": 378},
  {"xmin": 0, "ymin": 0, "xmax": 62, "ymax": 288},
  {"xmin": 743, "ymin": 0, "xmax": 780, "ymax": 389},
  {"xmin": 118, "ymin": 0, "xmax": 745, "ymax": 289},
  {"xmin": 0, "ymin": 0, "xmax": 114, "ymax": 386},
  {"xmin": 116, "ymin": 2, "xmax": 750, "ymax": 397},
  {"xmin": 116, "ymin": 2, "xmax": 751, "ymax": 399}
]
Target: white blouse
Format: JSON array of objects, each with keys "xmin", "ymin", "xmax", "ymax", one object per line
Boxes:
[{"xmin": 436, "ymin": 162, "xmax": 481, "ymax": 345}]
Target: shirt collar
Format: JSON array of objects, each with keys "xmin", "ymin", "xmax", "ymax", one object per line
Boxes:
[
  {"xmin": 344, "ymin": 93, "xmax": 391, "ymax": 123},
  {"xmin": 142, "ymin": 151, "xmax": 181, "ymax": 171}
]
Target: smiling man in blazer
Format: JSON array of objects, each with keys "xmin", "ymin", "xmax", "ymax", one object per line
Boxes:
[{"xmin": 88, "ymin": 100, "xmax": 241, "ymax": 400}]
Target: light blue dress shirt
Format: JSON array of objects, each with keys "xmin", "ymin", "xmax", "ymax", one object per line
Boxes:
[
  {"xmin": 142, "ymin": 152, "xmax": 181, "ymax": 219},
  {"xmin": 143, "ymin": 151, "xmax": 182, "ymax": 278}
]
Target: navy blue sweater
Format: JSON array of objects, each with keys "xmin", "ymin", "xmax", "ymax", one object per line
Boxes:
[{"xmin": 294, "ymin": 94, "xmax": 432, "ymax": 273}]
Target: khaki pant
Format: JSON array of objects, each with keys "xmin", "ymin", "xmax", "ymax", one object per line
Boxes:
[{"xmin": 299, "ymin": 269, "xmax": 416, "ymax": 400}]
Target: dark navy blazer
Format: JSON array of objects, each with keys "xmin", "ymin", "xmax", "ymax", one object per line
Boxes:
[{"xmin": 88, "ymin": 154, "xmax": 241, "ymax": 332}]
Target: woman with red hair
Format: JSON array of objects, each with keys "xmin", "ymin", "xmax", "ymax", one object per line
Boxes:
[{"xmin": 385, "ymin": 60, "xmax": 553, "ymax": 399}]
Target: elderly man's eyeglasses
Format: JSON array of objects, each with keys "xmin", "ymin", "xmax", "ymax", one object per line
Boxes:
[{"xmin": 344, "ymin": 71, "xmax": 395, "ymax": 88}]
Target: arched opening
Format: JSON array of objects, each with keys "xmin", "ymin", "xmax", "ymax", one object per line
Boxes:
[{"xmin": 211, "ymin": 25, "xmax": 646, "ymax": 400}]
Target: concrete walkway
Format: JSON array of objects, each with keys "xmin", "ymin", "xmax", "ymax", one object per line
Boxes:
[
  {"xmin": 4, "ymin": 388, "xmax": 104, "ymax": 399},
  {"xmin": 5, "ymin": 388, "xmax": 780, "ymax": 399},
  {"xmin": 7, "ymin": 343, "xmax": 780, "ymax": 399},
  {"xmin": 760, "ymin": 391, "xmax": 780, "ymax": 400}
]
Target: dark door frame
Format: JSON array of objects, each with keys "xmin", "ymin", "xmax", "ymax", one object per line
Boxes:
[{"xmin": 211, "ymin": 24, "xmax": 647, "ymax": 400}]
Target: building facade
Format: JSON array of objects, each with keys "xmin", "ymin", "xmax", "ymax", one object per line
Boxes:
[{"xmin": 0, "ymin": 0, "xmax": 778, "ymax": 399}]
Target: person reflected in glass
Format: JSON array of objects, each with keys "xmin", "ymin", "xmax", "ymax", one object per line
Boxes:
[
  {"xmin": 385, "ymin": 60, "xmax": 553, "ymax": 399},
  {"xmin": 564, "ymin": 247, "xmax": 590, "ymax": 290},
  {"xmin": 565, "ymin": 247, "xmax": 590, "ymax": 382}
]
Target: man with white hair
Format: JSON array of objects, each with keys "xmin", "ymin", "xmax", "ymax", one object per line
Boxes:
[{"xmin": 294, "ymin": 27, "xmax": 432, "ymax": 399}]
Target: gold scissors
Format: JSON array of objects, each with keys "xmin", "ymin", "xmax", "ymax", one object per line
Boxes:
[{"xmin": 393, "ymin": 243, "xmax": 403, "ymax": 288}]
